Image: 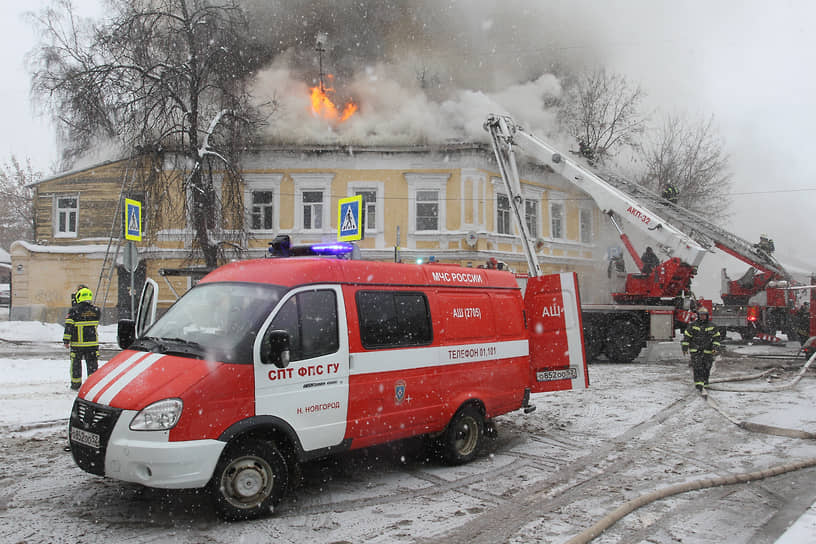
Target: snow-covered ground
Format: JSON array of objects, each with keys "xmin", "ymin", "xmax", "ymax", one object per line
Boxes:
[{"xmin": 0, "ymin": 317, "xmax": 814, "ymax": 543}]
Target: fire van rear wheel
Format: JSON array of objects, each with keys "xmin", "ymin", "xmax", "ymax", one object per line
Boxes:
[
  {"xmin": 441, "ymin": 405, "xmax": 485, "ymax": 465},
  {"xmin": 212, "ymin": 438, "xmax": 288, "ymax": 521}
]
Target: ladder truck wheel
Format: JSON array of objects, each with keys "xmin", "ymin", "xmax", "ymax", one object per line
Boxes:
[
  {"xmin": 440, "ymin": 405, "xmax": 485, "ymax": 465},
  {"xmin": 211, "ymin": 438, "xmax": 289, "ymax": 521},
  {"xmin": 583, "ymin": 321, "xmax": 605, "ymax": 362},
  {"xmin": 604, "ymin": 319, "xmax": 643, "ymax": 363}
]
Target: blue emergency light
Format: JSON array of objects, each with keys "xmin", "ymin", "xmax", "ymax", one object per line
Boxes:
[{"xmin": 268, "ymin": 235, "xmax": 354, "ymax": 258}]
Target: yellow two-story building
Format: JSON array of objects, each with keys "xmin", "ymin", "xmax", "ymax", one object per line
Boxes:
[{"xmin": 11, "ymin": 143, "xmax": 602, "ymax": 323}]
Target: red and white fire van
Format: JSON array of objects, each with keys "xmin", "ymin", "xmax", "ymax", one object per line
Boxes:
[{"xmin": 68, "ymin": 241, "xmax": 588, "ymax": 520}]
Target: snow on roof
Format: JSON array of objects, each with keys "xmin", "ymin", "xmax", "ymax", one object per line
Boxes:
[
  {"xmin": 12, "ymin": 240, "xmax": 111, "ymax": 254},
  {"xmin": 0, "ymin": 247, "xmax": 10, "ymax": 264}
]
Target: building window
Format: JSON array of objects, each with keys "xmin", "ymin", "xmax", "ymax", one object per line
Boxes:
[
  {"xmin": 55, "ymin": 195, "xmax": 78, "ymax": 237},
  {"xmin": 525, "ymin": 198, "xmax": 538, "ymax": 237},
  {"xmin": 580, "ymin": 208, "xmax": 593, "ymax": 243},
  {"xmin": 302, "ymin": 190, "xmax": 324, "ymax": 230},
  {"xmin": 415, "ymin": 190, "xmax": 439, "ymax": 231},
  {"xmin": 405, "ymin": 173, "xmax": 449, "ymax": 235},
  {"xmin": 550, "ymin": 202, "xmax": 564, "ymax": 239},
  {"xmin": 496, "ymin": 194, "xmax": 511, "ymax": 234},
  {"xmin": 355, "ymin": 190, "xmax": 377, "ymax": 232},
  {"xmin": 244, "ymin": 174, "xmax": 282, "ymax": 233},
  {"xmin": 250, "ymin": 190, "xmax": 275, "ymax": 230}
]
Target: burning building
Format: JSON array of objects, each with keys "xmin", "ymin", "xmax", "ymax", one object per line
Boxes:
[{"xmin": 11, "ymin": 2, "xmax": 607, "ymax": 321}]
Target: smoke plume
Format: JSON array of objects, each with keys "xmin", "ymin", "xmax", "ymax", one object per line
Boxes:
[{"xmin": 242, "ymin": 0, "xmax": 600, "ymax": 145}]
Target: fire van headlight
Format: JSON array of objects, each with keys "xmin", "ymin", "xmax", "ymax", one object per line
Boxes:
[{"xmin": 129, "ymin": 398, "xmax": 183, "ymax": 431}]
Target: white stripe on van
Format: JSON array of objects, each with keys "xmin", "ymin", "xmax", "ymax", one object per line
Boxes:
[
  {"xmin": 97, "ymin": 353, "xmax": 166, "ymax": 405},
  {"xmin": 349, "ymin": 339, "xmax": 528, "ymax": 375},
  {"xmin": 559, "ymin": 272, "xmax": 588, "ymax": 389},
  {"xmin": 87, "ymin": 351, "xmax": 151, "ymax": 403}
]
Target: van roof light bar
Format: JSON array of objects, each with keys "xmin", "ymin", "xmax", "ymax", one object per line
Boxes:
[{"xmin": 268, "ymin": 235, "xmax": 354, "ymax": 258}]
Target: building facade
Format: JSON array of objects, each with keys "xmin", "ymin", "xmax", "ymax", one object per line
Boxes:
[{"xmin": 11, "ymin": 143, "xmax": 602, "ymax": 323}]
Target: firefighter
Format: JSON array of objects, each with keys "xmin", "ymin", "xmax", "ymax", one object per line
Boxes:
[
  {"xmin": 640, "ymin": 246, "xmax": 660, "ymax": 276},
  {"xmin": 577, "ymin": 139, "xmax": 596, "ymax": 164},
  {"xmin": 63, "ymin": 287, "xmax": 101, "ymax": 390},
  {"xmin": 661, "ymin": 184, "xmax": 679, "ymax": 204},
  {"xmin": 755, "ymin": 234, "xmax": 775, "ymax": 255},
  {"xmin": 681, "ymin": 306, "xmax": 721, "ymax": 391},
  {"xmin": 794, "ymin": 302, "xmax": 810, "ymax": 345}
]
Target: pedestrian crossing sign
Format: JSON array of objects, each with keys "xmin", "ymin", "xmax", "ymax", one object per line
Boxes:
[
  {"xmin": 124, "ymin": 198, "xmax": 142, "ymax": 241},
  {"xmin": 338, "ymin": 195, "xmax": 364, "ymax": 241}
]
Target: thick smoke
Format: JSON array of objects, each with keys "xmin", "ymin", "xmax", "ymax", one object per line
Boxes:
[{"xmin": 242, "ymin": 0, "xmax": 600, "ymax": 145}]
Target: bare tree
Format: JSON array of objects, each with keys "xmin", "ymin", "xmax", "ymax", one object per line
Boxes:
[
  {"xmin": 558, "ymin": 67, "xmax": 646, "ymax": 164},
  {"xmin": 0, "ymin": 157, "xmax": 39, "ymax": 249},
  {"xmin": 639, "ymin": 114, "xmax": 731, "ymax": 216},
  {"xmin": 29, "ymin": 0, "xmax": 270, "ymax": 268}
]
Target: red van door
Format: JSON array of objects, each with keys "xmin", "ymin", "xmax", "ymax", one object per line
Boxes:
[{"xmin": 524, "ymin": 272, "xmax": 588, "ymax": 393}]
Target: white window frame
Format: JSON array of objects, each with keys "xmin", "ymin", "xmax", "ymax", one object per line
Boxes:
[
  {"xmin": 292, "ymin": 173, "xmax": 334, "ymax": 233},
  {"xmin": 54, "ymin": 193, "xmax": 79, "ymax": 238},
  {"xmin": 405, "ymin": 173, "xmax": 449, "ymax": 235},
  {"xmin": 579, "ymin": 207, "xmax": 593, "ymax": 244},
  {"xmin": 550, "ymin": 199, "xmax": 565, "ymax": 240},
  {"xmin": 244, "ymin": 174, "xmax": 283, "ymax": 233},
  {"xmin": 348, "ymin": 182, "xmax": 384, "ymax": 234}
]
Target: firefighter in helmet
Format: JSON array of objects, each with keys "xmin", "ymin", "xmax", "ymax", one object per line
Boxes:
[
  {"xmin": 63, "ymin": 287, "xmax": 101, "ymax": 390},
  {"xmin": 640, "ymin": 246, "xmax": 660, "ymax": 276},
  {"xmin": 681, "ymin": 306, "xmax": 721, "ymax": 391},
  {"xmin": 662, "ymin": 184, "xmax": 679, "ymax": 204},
  {"xmin": 756, "ymin": 234, "xmax": 775, "ymax": 255}
]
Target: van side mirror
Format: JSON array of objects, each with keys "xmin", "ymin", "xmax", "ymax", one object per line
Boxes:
[
  {"xmin": 261, "ymin": 329, "xmax": 291, "ymax": 368},
  {"xmin": 118, "ymin": 319, "xmax": 136, "ymax": 349}
]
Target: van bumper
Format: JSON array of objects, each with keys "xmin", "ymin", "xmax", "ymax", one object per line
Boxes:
[{"xmin": 104, "ymin": 410, "xmax": 226, "ymax": 489}]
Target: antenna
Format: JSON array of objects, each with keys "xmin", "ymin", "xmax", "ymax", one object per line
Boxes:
[{"xmin": 315, "ymin": 32, "xmax": 328, "ymax": 93}]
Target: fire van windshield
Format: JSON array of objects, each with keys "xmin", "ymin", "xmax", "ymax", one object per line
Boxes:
[{"xmin": 133, "ymin": 282, "xmax": 287, "ymax": 364}]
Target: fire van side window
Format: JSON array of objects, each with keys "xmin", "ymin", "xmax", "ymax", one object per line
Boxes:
[
  {"xmin": 268, "ymin": 290, "xmax": 339, "ymax": 361},
  {"xmin": 356, "ymin": 291, "xmax": 432, "ymax": 349}
]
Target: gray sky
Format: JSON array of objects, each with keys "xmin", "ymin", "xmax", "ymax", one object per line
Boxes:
[{"xmin": 2, "ymin": 0, "xmax": 814, "ymax": 292}]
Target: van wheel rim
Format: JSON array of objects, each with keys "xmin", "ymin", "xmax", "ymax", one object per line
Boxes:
[
  {"xmin": 454, "ymin": 416, "xmax": 478, "ymax": 456},
  {"xmin": 222, "ymin": 456, "xmax": 274, "ymax": 507}
]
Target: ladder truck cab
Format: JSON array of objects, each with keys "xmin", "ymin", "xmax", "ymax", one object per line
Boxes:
[
  {"xmin": 67, "ymin": 237, "xmax": 588, "ymax": 520},
  {"xmin": 485, "ymin": 114, "xmax": 706, "ymax": 363}
]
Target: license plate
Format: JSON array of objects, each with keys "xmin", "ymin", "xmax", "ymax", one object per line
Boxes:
[
  {"xmin": 70, "ymin": 427, "xmax": 100, "ymax": 449},
  {"xmin": 536, "ymin": 367, "xmax": 578, "ymax": 382}
]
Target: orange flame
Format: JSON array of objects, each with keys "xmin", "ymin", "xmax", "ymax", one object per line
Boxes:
[{"xmin": 310, "ymin": 76, "xmax": 357, "ymax": 122}]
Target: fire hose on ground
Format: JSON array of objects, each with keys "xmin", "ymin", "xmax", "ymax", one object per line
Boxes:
[{"xmin": 563, "ymin": 349, "xmax": 816, "ymax": 544}]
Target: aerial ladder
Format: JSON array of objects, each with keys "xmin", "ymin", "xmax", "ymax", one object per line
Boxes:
[{"xmin": 484, "ymin": 114, "xmax": 796, "ymax": 360}]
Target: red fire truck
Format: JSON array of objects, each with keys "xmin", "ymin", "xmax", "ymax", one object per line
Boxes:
[
  {"xmin": 68, "ymin": 240, "xmax": 587, "ymax": 520},
  {"xmin": 485, "ymin": 114, "xmax": 802, "ymax": 361}
]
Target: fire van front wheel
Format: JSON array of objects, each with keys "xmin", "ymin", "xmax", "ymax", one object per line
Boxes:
[
  {"xmin": 441, "ymin": 406, "xmax": 485, "ymax": 465},
  {"xmin": 212, "ymin": 439, "xmax": 288, "ymax": 521}
]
